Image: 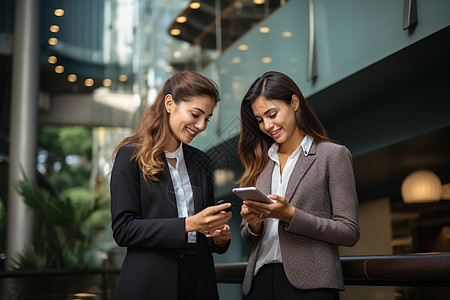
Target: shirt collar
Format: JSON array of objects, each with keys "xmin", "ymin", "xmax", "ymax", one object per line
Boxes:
[
  {"xmin": 301, "ymin": 135, "xmax": 314, "ymax": 156},
  {"xmin": 165, "ymin": 142, "xmax": 184, "ymax": 167},
  {"xmin": 268, "ymin": 135, "xmax": 314, "ymax": 161}
]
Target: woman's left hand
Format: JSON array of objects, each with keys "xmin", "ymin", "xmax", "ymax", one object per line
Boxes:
[
  {"xmin": 209, "ymin": 224, "xmax": 231, "ymax": 247},
  {"xmin": 244, "ymin": 194, "xmax": 295, "ymax": 224}
]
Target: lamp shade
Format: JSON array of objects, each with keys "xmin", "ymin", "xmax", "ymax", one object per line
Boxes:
[
  {"xmin": 441, "ymin": 183, "xmax": 450, "ymax": 200},
  {"xmin": 401, "ymin": 170, "xmax": 442, "ymax": 203}
]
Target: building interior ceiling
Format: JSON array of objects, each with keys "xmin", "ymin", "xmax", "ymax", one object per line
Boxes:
[{"xmin": 168, "ymin": 0, "xmax": 286, "ymax": 50}]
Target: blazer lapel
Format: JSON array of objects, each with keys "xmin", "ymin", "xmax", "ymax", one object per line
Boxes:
[
  {"xmin": 158, "ymin": 163, "xmax": 179, "ymax": 217},
  {"xmin": 183, "ymin": 145, "xmax": 204, "ymax": 213},
  {"xmin": 256, "ymin": 159, "xmax": 274, "ymax": 196},
  {"xmin": 284, "ymin": 141, "xmax": 317, "ymax": 202}
]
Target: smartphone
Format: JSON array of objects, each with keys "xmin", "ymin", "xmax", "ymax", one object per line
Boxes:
[
  {"xmin": 216, "ymin": 199, "xmax": 234, "ymax": 212},
  {"xmin": 232, "ymin": 187, "xmax": 273, "ymax": 204}
]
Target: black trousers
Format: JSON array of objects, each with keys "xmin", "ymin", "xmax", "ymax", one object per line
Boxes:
[{"xmin": 244, "ymin": 263, "xmax": 340, "ymax": 300}]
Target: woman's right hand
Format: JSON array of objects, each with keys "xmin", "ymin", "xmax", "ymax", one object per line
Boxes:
[
  {"xmin": 185, "ymin": 203, "xmax": 232, "ymax": 236},
  {"xmin": 240, "ymin": 203, "xmax": 264, "ymax": 234}
]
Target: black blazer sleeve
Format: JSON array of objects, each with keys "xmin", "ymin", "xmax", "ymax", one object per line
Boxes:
[{"xmin": 110, "ymin": 145, "xmax": 187, "ymax": 249}]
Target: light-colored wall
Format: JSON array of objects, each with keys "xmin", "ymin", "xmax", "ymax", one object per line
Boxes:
[
  {"xmin": 339, "ymin": 197, "xmax": 395, "ymax": 300},
  {"xmin": 194, "ymin": 0, "xmax": 450, "ymax": 152}
]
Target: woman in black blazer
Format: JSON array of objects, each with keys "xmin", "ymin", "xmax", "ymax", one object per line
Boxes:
[{"xmin": 110, "ymin": 71, "xmax": 232, "ymax": 300}]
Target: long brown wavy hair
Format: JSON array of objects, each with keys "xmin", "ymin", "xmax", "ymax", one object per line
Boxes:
[
  {"xmin": 114, "ymin": 71, "xmax": 219, "ymax": 183},
  {"xmin": 238, "ymin": 71, "xmax": 333, "ymax": 187}
]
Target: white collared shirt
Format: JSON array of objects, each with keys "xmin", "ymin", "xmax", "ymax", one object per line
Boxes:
[
  {"xmin": 254, "ymin": 135, "xmax": 314, "ymax": 275},
  {"xmin": 165, "ymin": 143, "xmax": 196, "ymax": 243}
]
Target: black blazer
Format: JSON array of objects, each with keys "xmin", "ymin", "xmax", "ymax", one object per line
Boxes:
[{"xmin": 111, "ymin": 144, "xmax": 228, "ymax": 300}]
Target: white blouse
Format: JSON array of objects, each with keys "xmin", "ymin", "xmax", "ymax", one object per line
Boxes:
[
  {"xmin": 165, "ymin": 143, "xmax": 196, "ymax": 243},
  {"xmin": 254, "ymin": 135, "xmax": 314, "ymax": 275}
]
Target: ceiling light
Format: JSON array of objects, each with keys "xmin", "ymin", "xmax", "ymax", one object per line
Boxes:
[
  {"xmin": 173, "ymin": 51, "xmax": 181, "ymax": 58},
  {"xmin": 54, "ymin": 9, "xmax": 64, "ymax": 17},
  {"xmin": 48, "ymin": 38, "xmax": 58, "ymax": 45},
  {"xmin": 48, "ymin": 56, "xmax": 57, "ymax": 64},
  {"xmin": 164, "ymin": 66, "xmax": 174, "ymax": 73},
  {"xmin": 74, "ymin": 293, "xmax": 96, "ymax": 297},
  {"xmin": 190, "ymin": 1, "xmax": 201, "ymax": 9},
  {"xmin": 49, "ymin": 25, "xmax": 60, "ymax": 33},
  {"xmin": 67, "ymin": 74, "xmax": 77, "ymax": 82},
  {"xmin": 176, "ymin": 16, "xmax": 187, "ymax": 23},
  {"xmin": 238, "ymin": 44, "xmax": 248, "ymax": 51},
  {"xmin": 261, "ymin": 57, "xmax": 272, "ymax": 63},
  {"xmin": 232, "ymin": 57, "xmax": 241, "ymax": 64},
  {"xmin": 119, "ymin": 75, "xmax": 128, "ymax": 82},
  {"xmin": 401, "ymin": 170, "xmax": 442, "ymax": 203},
  {"xmin": 84, "ymin": 78, "xmax": 94, "ymax": 87},
  {"xmin": 282, "ymin": 31, "xmax": 292, "ymax": 37},
  {"xmin": 259, "ymin": 27, "xmax": 270, "ymax": 33},
  {"xmin": 103, "ymin": 79, "xmax": 112, "ymax": 87},
  {"xmin": 253, "ymin": 0, "xmax": 265, "ymax": 4},
  {"xmin": 170, "ymin": 28, "xmax": 181, "ymax": 36},
  {"xmin": 55, "ymin": 66, "xmax": 64, "ymax": 73}
]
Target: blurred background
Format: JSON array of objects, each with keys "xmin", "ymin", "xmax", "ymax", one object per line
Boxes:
[{"xmin": 1, "ymin": 0, "xmax": 450, "ymax": 299}]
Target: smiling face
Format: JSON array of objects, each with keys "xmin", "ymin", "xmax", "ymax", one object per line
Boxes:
[
  {"xmin": 251, "ymin": 95, "xmax": 303, "ymax": 151},
  {"xmin": 165, "ymin": 94, "xmax": 215, "ymax": 151}
]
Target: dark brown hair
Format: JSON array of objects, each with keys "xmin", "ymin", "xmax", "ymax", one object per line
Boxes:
[
  {"xmin": 238, "ymin": 71, "xmax": 332, "ymax": 187},
  {"xmin": 114, "ymin": 71, "xmax": 219, "ymax": 183}
]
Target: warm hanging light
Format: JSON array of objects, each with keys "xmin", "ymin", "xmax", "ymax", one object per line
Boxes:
[
  {"xmin": 441, "ymin": 183, "xmax": 450, "ymax": 200},
  {"xmin": 401, "ymin": 170, "xmax": 442, "ymax": 203}
]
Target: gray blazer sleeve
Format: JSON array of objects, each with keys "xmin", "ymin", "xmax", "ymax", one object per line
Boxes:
[{"xmin": 285, "ymin": 145, "xmax": 360, "ymax": 247}]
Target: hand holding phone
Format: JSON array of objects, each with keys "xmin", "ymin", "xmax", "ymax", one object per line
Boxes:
[{"xmin": 216, "ymin": 199, "xmax": 234, "ymax": 212}]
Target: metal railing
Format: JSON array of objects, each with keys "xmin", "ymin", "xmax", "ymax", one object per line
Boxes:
[
  {"xmin": 215, "ymin": 252, "xmax": 450, "ymax": 286},
  {"xmin": 0, "ymin": 252, "xmax": 449, "ymax": 299}
]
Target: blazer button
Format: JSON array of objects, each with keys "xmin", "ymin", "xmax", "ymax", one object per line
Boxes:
[{"xmin": 178, "ymin": 251, "xmax": 184, "ymax": 258}]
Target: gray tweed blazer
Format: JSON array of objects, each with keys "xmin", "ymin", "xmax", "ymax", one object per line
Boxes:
[{"xmin": 241, "ymin": 140, "xmax": 360, "ymax": 295}]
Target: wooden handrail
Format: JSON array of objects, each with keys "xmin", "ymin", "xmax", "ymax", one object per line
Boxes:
[
  {"xmin": 1, "ymin": 253, "xmax": 449, "ymax": 286},
  {"xmin": 214, "ymin": 252, "xmax": 450, "ymax": 286}
]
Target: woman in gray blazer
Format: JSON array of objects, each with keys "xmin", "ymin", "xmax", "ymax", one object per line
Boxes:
[
  {"xmin": 238, "ymin": 71, "xmax": 360, "ymax": 300},
  {"xmin": 110, "ymin": 71, "xmax": 232, "ymax": 300}
]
